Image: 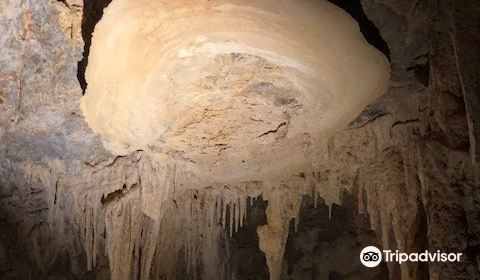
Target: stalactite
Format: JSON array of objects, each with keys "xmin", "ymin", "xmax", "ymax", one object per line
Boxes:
[
  {"xmin": 257, "ymin": 183, "xmax": 303, "ymax": 280},
  {"xmin": 3, "ymin": 119, "xmax": 431, "ymax": 280}
]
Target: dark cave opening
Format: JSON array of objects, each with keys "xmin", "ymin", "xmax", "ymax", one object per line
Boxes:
[
  {"xmin": 283, "ymin": 192, "xmax": 389, "ymax": 280},
  {"xmin": 227, "ymin": 196, "xmax": 270, "ymax": 280},
  {"xmin": 328, "ymin": 0, "xmax": 391, "ymax": 61},
  {"xmin": 77, "ymin": 0, "xmax": 112, "ymax": 94}
]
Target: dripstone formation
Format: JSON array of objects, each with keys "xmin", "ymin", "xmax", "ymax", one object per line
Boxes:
[{"xmin": 0, "ymin": 0, "xmax": 478, "ymax": 279}]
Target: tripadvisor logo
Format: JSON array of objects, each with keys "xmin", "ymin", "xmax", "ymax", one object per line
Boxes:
[
  {"xmin": 360, "ymin": 246, "xmax": 462, "ymax": 268},
  {"xmin": 360, "ymin": 246, "xmax": 382, "ymax": 267}
]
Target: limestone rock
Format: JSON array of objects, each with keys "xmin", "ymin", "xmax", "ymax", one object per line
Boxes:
[{"xmin": 0, "ymin": 0, "xmax": 478, "ymax": 279}]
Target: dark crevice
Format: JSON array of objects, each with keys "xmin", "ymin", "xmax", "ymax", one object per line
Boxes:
[
  {"xmin": 328, "ymin": 0, "xmax": 391, "ymax": 61},
  {"xmin": 258, "ymin": 122, "xmax": 287, "ymax": 138},
  {"xmin": 389, "ymin": 118, "xmax": 420, "ymax": 136},
  {"xmin": 407, "ymin": 54, "xmax": 430, "ymax": 87},
  {"xmin": 413, "ymin": 196, "xmax": 430, "ymax": 280},
  {"xmin": 53, "ymin": 180, "xmax": 58, "ymax": 205},
  {"xmin": 407, "ymin": 63, "xmax": 430, "ymax": 87},
  {"xmin": 77, "ymin": 0, "xmax": 113, "ymax": 94},
  {"xmin": 100, "ymin": 184, "xmax": 127, "ymax": 205},
  {"xmin": 56, "ymin": 0, "xmax": 69, "ymax": 8}
]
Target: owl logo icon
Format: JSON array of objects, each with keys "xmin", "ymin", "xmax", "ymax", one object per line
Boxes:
[{"xmin": 360, "ymin": 246, "xmax": 382, "ymax": 267}]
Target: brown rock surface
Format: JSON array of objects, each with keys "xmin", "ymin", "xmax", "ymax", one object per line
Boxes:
[{"xmin": 0, "ymin": 0, "xmax": 478, "ymax": 279}]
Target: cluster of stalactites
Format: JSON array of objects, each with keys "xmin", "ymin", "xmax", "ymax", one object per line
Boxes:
[{"xmin": 4, "ymin": 149, "xmax": 349, "ymax": 280}]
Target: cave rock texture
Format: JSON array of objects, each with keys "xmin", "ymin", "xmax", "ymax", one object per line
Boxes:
[{"xmin": 0, "ymin": 0, "xmax": 479, "ymax": 280}]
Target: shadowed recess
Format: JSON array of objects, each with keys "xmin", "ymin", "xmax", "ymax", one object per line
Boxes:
[{"xmin": 77, "ymin": 0, "xmax": 112, "ymax": 93}]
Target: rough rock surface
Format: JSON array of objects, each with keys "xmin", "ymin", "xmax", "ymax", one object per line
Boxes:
[{"xmin": 0, "ymin": 0, "xmax": 479, "ymax": 279}]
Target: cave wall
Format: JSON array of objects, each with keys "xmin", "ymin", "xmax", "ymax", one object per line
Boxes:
[{"xmin": 0, "ymin": 0, "xmax": 479, "ymax": 279}]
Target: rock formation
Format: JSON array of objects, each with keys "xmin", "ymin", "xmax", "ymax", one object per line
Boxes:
[{"xmin": 0, "ymin": 0, "xmax": 478, "ymax": 279}]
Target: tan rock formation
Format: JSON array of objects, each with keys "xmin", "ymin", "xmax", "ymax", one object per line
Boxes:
[
  {"xmin": 1, "ymin": 0, "xmax": 478, "ymax": 279},
  {"xmin": 80, "ymin": 0, "xmax": 389, "ymax": 185}
]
